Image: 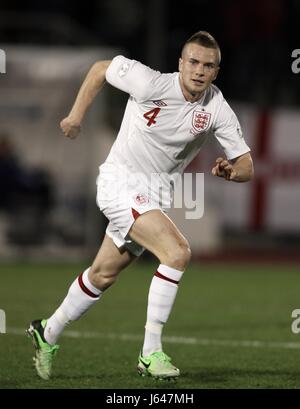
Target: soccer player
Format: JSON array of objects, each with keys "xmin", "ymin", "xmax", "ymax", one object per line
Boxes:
[{"xmin": 27, "ymin": 31, "xmax": 253, "ymax": 380}]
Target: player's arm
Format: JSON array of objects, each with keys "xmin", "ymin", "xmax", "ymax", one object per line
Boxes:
[
  {"xmin": 60, "ymin": 60, "xmax": 111, "ymax": 139},
  {"xmin": 212, "ymin": 152, "xmax": 254, "ymax": 182}
]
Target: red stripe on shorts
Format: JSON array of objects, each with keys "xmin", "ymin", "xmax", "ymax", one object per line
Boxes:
[
  {"xmin": 78, "ymin": 273, "xmax": 99, "ymax": 298},
  {"xmin": 132, "ymin": 208, "xmax": 141, "ymax": 220},
  {"xmin": 154, "ymin": 271, "xmax": 179, "ymax": 285}
]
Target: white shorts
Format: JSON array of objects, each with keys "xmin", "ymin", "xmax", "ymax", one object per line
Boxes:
[{"xmin": 96, "ymin": 162, "xmax": 164, "ymax": 257}]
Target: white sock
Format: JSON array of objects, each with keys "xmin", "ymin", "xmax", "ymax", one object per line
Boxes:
[
  {"xmin": 44, "ymin": 267, "xmax": 102, "ymax": 345},
  {"xmin": 142, "ymin": 264, "xmax": 184, "ymax": 356}
]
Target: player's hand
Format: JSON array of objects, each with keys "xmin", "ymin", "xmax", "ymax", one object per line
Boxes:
[
  {"xmin": 212, "ymin": 157, "xmax": 237, "ymax": 181},
  {"xmin": 60, "ymin": 117, "xmax": 81, "ymax": 139}
]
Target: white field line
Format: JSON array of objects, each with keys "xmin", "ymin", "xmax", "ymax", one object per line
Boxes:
[{"xmin": 6, "ymin": 327, "xmax": 300, "ymax": 350}]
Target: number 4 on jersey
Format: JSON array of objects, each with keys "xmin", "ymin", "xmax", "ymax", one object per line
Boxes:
[{"xmin": 143, "ymin": 107, "xmax": 161, "ymax": 127}]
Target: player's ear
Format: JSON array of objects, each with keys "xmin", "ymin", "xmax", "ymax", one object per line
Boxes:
[
  {"xmin": 178, "ymin": 58, "xmax": 183, "ymax": 73},
  {"xmin": 213, "ymin": 66, "xmax": 220, "ymax": 81}
]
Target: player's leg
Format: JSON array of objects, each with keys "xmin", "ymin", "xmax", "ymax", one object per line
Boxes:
[
  {"xmin": 128, "ymin": 209, "xmax": 191, "ymax": 378},
  {"xmin": 129, "ymin": 209, "xmax": 191, "ymax": 270},
  {"xmin": 87, "ymin": 232, "xmax": 137, "ymax": 291},
  {"xmin": 27, "ymin": 234, "xmax": 137, "ymax": 380},
  {"xmin": 44, "ymin": 234, "xmax": 137, "ymax": 343}
]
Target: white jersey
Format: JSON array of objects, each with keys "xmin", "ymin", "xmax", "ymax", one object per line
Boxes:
[{"xmin": 103, "ymin": 55, "xmax": 250, "ymax": 206}]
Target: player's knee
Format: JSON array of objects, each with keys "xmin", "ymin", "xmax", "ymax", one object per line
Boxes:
[{"xmin": 164, "ymin": 241, "xmax": 192, "ymax": 271}]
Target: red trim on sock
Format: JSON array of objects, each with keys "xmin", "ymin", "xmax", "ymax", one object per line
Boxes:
[
  {"xmin": 154, "ymin": 271, "xmax": 179, "ymax": 285},
  {"xmin": 132, "ymin": 208, "xmax": 141, "ymax": 220},
  {"xmin": 78, "ymin": 273, "xmax": 99, "ymax": 298}
]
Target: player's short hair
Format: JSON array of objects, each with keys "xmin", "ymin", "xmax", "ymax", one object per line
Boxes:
[{"xmin": 182, "ymin": 31, "xmax": 221, "ymax": 65}]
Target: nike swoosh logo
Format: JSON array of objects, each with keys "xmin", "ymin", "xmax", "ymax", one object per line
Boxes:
[{"xmin": 140, "ymin": 358, "xmax": 151, "ymax": 368}]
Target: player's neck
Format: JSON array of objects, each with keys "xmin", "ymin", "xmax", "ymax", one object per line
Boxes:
[{"xmin": 185, "ymin": 92, "xmax": 203, "ymax": 103}]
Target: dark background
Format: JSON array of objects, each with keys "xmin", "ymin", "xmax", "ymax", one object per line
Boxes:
[{"xmin": 1, "ymin": 0, "xmax": 299, "ymax": 107}]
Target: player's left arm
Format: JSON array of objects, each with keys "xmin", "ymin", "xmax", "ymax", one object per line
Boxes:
[{"xmin": 212, "ymin": 152, "xmax": 254, "ymax": 182}]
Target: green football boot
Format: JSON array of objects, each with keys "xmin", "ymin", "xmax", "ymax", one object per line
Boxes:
[
  {"xmin": 27, "ymin": 319, "xmax": 59, "ymax": 380},
  {"xmin": 137, "ymin": 351, "xmax": 180, "ymax": 379}
]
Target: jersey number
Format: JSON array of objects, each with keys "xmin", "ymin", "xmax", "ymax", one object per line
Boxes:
[{"xmin": 143, "ymin": 108, "xmax": 161, "ymax": 127}]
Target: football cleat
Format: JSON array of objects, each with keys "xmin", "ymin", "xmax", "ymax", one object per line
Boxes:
[
  {"xmin": 26, "ymin": 319, "xmax": 59, "ymax": 380},
  {"xmin": 137, "ymin": 351, "xmax": 180, "ymax": 379}
]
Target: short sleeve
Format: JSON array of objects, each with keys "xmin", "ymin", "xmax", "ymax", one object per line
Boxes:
[
  {"xmin": 105, "ymin": 55, "xmax": 160, "ymax": 102},
  {"xmin": 214, "ymin": 99, "xmax": 250, "ymax": 160}
]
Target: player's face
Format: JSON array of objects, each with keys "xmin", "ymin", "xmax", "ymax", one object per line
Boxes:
[{"xmin": 179, "ymin": 43, "xmax": 220, "ymax": 102}]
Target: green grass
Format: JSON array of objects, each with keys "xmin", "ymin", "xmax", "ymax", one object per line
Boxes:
[{"xmin": 1, "ymin": 261, "xmax": 300, "ymax": 389}]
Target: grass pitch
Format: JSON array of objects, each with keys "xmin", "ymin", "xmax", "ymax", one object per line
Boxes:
[{"xmin": 1, "ymin": 261, "xmax": 300, "ymax": 389}]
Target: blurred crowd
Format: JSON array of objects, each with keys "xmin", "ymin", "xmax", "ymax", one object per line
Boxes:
[{"xmin": 0, "ymin": 134, "xmax": 53, "ymax": 244}]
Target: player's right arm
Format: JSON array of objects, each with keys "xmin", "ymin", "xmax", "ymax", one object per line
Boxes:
[{"xmin": 60, "ymin": 60, "xmax": 111, "ymax": 139}]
